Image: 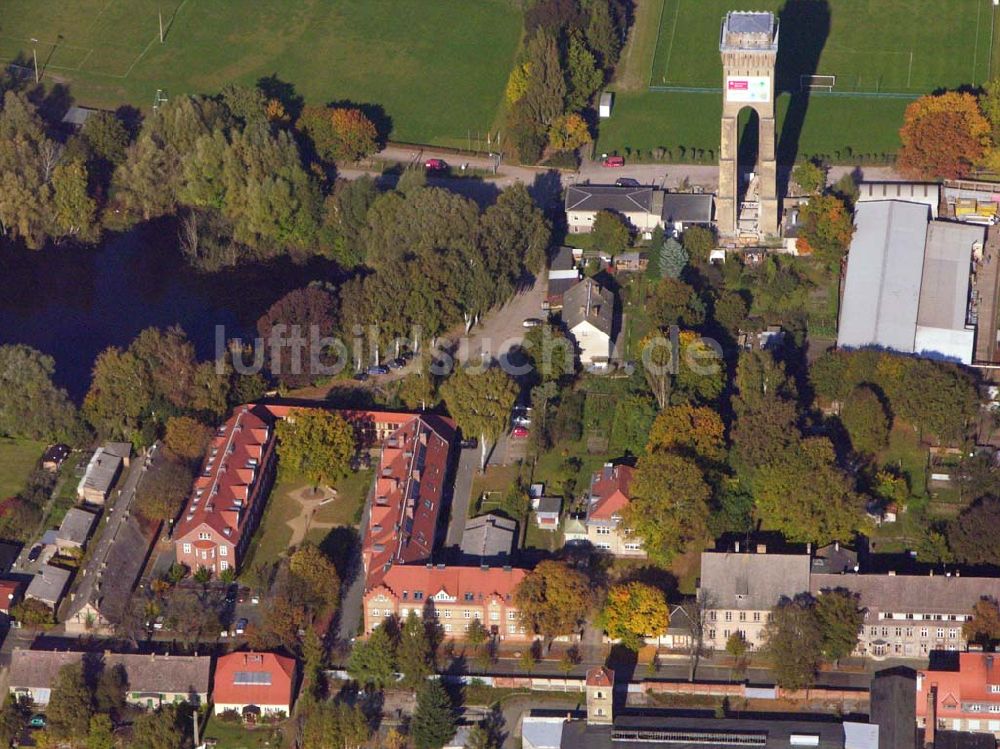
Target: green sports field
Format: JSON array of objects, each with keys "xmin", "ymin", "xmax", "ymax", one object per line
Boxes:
[
  {"xmin": 0, "ymin": 0, "xmax": 522, "ymax": 147},
  {"xmin": 651, "ymin": 0, "xmax": 993, "ymax": 93}
]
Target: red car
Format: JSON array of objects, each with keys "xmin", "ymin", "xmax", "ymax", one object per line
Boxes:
[
  {"xmin": 425, "ymin": 158, "xmax": 447, "ymax": 171},
  {"xmin": 511, "ymin": 426, "xmax": 529, "ymax": 439},
  {"xmin": 602, "ymin": 156, "xmax": 625, "ymax": 167}
]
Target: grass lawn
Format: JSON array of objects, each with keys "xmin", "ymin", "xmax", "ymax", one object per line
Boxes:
[
  {"xmin": 311, "ymin": 468, "xmax": 371, "ymax": 529},
  {"xmin": 44, "ymin": 459, "xmax": 82, "ymax": 528},
  {"xmin": 879, "ymin": 422, "xmax": 928, "ymax": 499},
  {"xmin": 597, "ymin": 90, "xmax": 907, "ymax": 164},
  {"xmin": 0, "ymin": 437, "xmax": 44, "ymax": 500},
  {"xmin": 1, "ymin": 0, "xmax": 522, "ymax": 148},
  {"xmin": 651, "ymin": 0, "xmax": 992, "ymax": 93},
  {"xmin": 200, "ymin": 715, "xmax": 285, "ymax": 749},
  {"xmin": 612, "ymin": 0, "xmax": 667, "ymax": 92}
]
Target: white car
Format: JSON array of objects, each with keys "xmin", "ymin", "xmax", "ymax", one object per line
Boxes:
[{"xmin": 522, "ymin": 318, "xmax": 543, "ymax": 328}]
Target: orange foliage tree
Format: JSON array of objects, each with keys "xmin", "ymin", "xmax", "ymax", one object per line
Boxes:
[
  {"xmin": 297, "ymin": 106, "xmax": 379, "ymax": 164},
  {"xmin": 797, "ymin": 194, "xmax": 855, "ymax": 267},
  {"xmin": 897, "ymin": 91, "xmax": 990, "ymax": 179}
]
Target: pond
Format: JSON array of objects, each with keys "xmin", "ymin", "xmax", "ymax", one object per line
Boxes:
[{"xmin": 0, "ymin": 219, "xmax": 339, "ymax": 401}]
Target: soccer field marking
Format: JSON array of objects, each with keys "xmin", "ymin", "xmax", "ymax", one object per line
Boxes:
[
  {"xmin": 660, "ymin": 0, "xmax": 681, "ymax": 85},
  {"xmin": 85, "ymin": 0, "xmax": 119, "ymax": 37},
  {"xmin": 973, "ymin": 0, "xmax": 983, "ymax": 84},
  {"xmin": 646, "ymin": 0, "xmax": 669, "ymax": 87}
]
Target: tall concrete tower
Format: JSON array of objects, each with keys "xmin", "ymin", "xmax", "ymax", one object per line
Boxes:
[
  {"xmin": 717, "ymin": 11, "xmax": 779, "ymax": 237},
  {"xmin": 585, "ymin": 666, "xmax": 615, "ymax": 725}
]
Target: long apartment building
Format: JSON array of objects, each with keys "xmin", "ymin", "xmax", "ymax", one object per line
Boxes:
[
  {"xmin": 362, "ymin": 415, "xmax": 455, "ymax": 589},
  {"xmin": 173, "ymin": 405, "xmax": 277, "ymax": 575},
  {"xmin": 699, "ymin": 545, "xmax": 1000, "ymax": 659}
]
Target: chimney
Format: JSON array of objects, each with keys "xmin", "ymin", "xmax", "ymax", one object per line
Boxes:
[
  {"xmin": 756, "ymin": 543, "xmax": 767, "ymax": 554},
  {"xmin": 924, "ymin": 685, "xmax": 937, "ymax": 748},
  {"xmin": 834, "ymin": 541, "xmax": 840, "ymax": 551}
]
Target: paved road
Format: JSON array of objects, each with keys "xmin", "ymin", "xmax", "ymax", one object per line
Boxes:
[
  {"xmin": 445, "ymin": 445, "xmax": 480, "ymax": 551},
  {"xmin": 449, "ymin": 278, "xmax": 547, "ymax": 366}
]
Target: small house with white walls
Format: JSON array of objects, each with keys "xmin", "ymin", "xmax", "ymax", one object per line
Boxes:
[{"xmin": 562, "ymin": 278, "xmax": 614, "ymax": 369}]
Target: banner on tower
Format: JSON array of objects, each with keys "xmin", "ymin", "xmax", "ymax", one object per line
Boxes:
[{"xmin": 726, "ymin": 76, "xmax": 770, "ymax": 103}]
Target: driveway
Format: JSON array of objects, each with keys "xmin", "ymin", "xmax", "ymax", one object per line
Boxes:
[
  {"xmin": 444, "ymin": 445, "xmax": 480, "ymax": 551},
  {"xmin": 451, "ymin": 278, "xmax": 547, "ymax": 366}
]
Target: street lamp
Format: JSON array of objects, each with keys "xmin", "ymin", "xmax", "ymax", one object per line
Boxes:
[{"xmin": 30, "ymin": 38, "xmax": 38, "ymax": 84}]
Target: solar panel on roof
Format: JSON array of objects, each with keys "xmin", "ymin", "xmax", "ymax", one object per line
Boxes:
[{"xmin": 234, "ymin": 671, "xmax": 272, "ymax": 686}]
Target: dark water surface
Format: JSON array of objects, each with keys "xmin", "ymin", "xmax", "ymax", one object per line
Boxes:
[{"xmin": 0, "ymin": 220, "xmax": 338, "ymax": 401}]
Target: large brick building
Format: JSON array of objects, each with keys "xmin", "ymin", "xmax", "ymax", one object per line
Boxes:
[
  {"xmin": 918, "ymin": 653, "xmax": 1000, "ymax": 738},
  {"xmin": 364, "ymin": 563, "xmax": 529, "ymax": 641},
  {"xmin": 173, "ymin": 405, "xmax": 277, "ymax": 575}
]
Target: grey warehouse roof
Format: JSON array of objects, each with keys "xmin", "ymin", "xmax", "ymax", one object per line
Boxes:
[
  {"xmin": 460, "ymin": 514, "xmax": 516, "ymax": 561},
  {"xmin": 699, "ymin": 551, "xmax": 811, "ymax": 610},
  {"xmin": 565, "ymin": 185, "xmax": 654, "ymax": 214},
  {"xmin": 917, "ymin": 221, "xmax": 982, "ymax": 331},
  {"xmin": 810, "ymin": 572, "xmax": 1000, "ymax": 618},
  {"xmin": 26, "ymin": 564, "xmax": 72, "ymax": 606}
]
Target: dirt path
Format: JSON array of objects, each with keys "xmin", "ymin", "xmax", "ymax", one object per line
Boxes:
[{"xmin": 285, "ymin": 485, "xmax": 338, "ymax": 548}]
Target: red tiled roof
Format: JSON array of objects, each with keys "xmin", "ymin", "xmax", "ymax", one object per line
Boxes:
[
  {"xmin": 363, "ymin": 415, "xmax": 455, "ymax": 589},
  {"xmin": 213, "ymin": 651, "xmax": 296, "ymax": 708},
  {"xmin": 917, "ymin": 653, "xmax": 1000, "ymax": 720},
  {"xmin": 173, "ymin": 406, "xmax": 274, "ymax": 545},
  {"xmin": 588, "ymin": 464, "xmax": 634, "ymax": 521},
  {"xmin": 260, "ymin": 405, "xmax": 414, "ymax": 447},
  {"xmin": 587, "ymin": 666, "xmax": 615, "ymax": 687},
  {"xmin": 367, "ymin": 564, "xmax": 526, "ymax": 605},
  {"xmin": 0, "ymin": 579, "xmax": 22, "ymax": 613}
]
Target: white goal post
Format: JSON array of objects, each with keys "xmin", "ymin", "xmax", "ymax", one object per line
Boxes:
[{"xmin": 800, "ymin": 74, "xmax": 836, "ymax": 92}]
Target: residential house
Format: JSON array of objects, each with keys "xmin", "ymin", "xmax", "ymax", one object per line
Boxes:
[
  {"xmin": 363, "ymin": 564, "xmax": 529, "ymax": 641},
  {"xmin": 55, "ymin": 507, "xmax": 98, "ymax": 551},
  {"xmin": 173, "ymin": 405, "xmax": 278, "ymax": 576},
  {"xmin": 564, "ymin": 185, "xmax": 713, "ymax": 236},
  {"xmin": 563, "ymin": 278, "xmax": 614, "ymax": 369},
  {"xmin": 546, "ymin": 246, "xmax": 581, "ymax": 311},
  {"xmin": 0, "ymin": 579, "xmax": 23, "ymax": 616},
  {"xmin": 811, "ymin": 571, "xmax": 1000, "ymax": 659},
  {"xmin": 534, "ymin": 497, "xmax": 561, "ymax": 530},
  {"xmin": 697, "ymin": 545, "xmax": 812, "ymax": 651},
  {"xmin": 460, "ymin": 514, "xmax": 516, "ymax": 566},
  {"xmin": 77, "ymin": 443, "xmax": 128, "ymax": 504},
  {"xmin": 213, "ymin": 651, "xmax": 297, "ymax": 718},
  {"xmin": 362, "ymin": 415, "xmax": 454, "ymax": 589},
  {"xmin": 25, "ymin": 564, "xmax": 72, "ymax": 610},
  {"xmin": 661, "ymin": 192, "xmax": 714, "ymax": 234},
  {"xmin": 583, "ymin": 464, "xmax": 644, "ymax": 557},
  {"xmin": 917, "ymin": 653, "xmax": 1000, "ymax": 739},
  {"xmin": 41, "ymin": 444, "xmax": 70, "ymax": 472},
  {"xmin": 9, "ymin": 649, "xmax": 210, "ymax": 707},
  {"xmin": 811, "ymin": 542, "xmax": 859, "ymax": 575}
]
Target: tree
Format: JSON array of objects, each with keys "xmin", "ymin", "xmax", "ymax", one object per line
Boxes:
[
  {"xmin": 792, "ymin": 160, "xmax": 826, "ymax": 194},
  {"xmin": 0, "ymin": 697, "xmax": 26, "ymax": 749},
  {"xmin": 713, "ymin": 290, "xmax": 750, "ymax": 333},
  {"xmin": 130, "ymin": 706, "xmax": 186, "ymax": 749},
  {"xmin": 565, "ymin": 31, "xmax": 603, "ymax": 110},
  {"xmin": 10, "ymin": 597, "xmax": 53, "ymax": 629},
  {"xmin": 289, "ymin": 543, "xmax": 341, "ymax": 609},
  {"xmin": 256, "ymin": 286, "xmax": 339, "ymax": 388},
  {"xmin": 591, "ymin": 210, "xmax": 630, "ymax": 256},
  {"xmin": 95, "ymin": 662, "xmax": 128, "ymax": 718},
  {"xmin": 624, "ymin": 451, "xmax": 711, "ymax": 563},
  {"xmin": 397, "ymin": 611, "xmax": 434, "ymax": 688},
  {"xmin": 964, "ymin": 597, "xmax": 1000, "ymax": 647},
  {"xmin": 601, "ymin": 582, "xmax": 670, "ymax": 651},
  {"xmin": 0, "ymin": 344, "xmax": 82, "ymax": 442},
  {"xmin": 898, "ymin": 91, "xmax": 990, "ymax": 179},
  {"xmin": 753, "ymin": 437, "xmax": 863, "ymax": 544},
  {"xmin": 647, "ymin": 277, "xmax": 704, "ymax": 328},
  {"xmin": 80, "ymin": 110, "xmax": 130, "ymax": 167},
  {"xmin": 276, "ymin": 408, "xmax": 355, "ymax": 488},
  {"xmin": 411, "ymin": 679, "xmax": 456, "ymax": 749},
  {"xmin": 682, "ymin": 225, "xmax": 716, "ymax": 265},
  {"xmin": 477, "ymin": 182, "xmax": 551, "ymax": 290},
  {"xmin": 347, "ymin": 624, "xmax": 398, "ymax": 689},
  {"xmin": 514, "ymin": 560, "xmax": 593, "ymax": 645},
  {"xmin": 814, "ymin": 589, "xmax": 863, "ymax": 662},
  {"xmin": 980, "ymin": 78, "xmax": 1000, "ymax": 146},
  {"xmin": 674, "ymin": 330, "xmax": 724, "ymax": 405},
  {"xmin": 464, "ymin": 723, "xmax": 501, "ymax": 749},
  {"xmin": 646, "ymin": 405, "xmax": 726, "ymax": 466},
  {"xmin": 548, "ymin": 113, "xmax": 591, "ymax": 151},
  {"xmin": 82, "ymin": 346, "xmax": 154, "ymax": 440},
  {"xmin": 520, "ymin": 31, "xmax": 566, "ymax": 128},
  {"xmin": 52, "ymin": 159, "xmax": 98, "ymax": 240},
  {"xmin": 321, "ymin": 176, "xmax": 378, "ymax": 267},
  {"xmin": 796, "ymin": 194, "xmax": 855, "ymax": 266},
  {"xmin": 46, "ymin": 662, "xmax": 92, "ymax": 742},
  {"xmin": 840, "ymin": 385, "xmax": 890, "ymax": 455},
  {"xmin": 164, "ymin": 416, "xmax": 212, "ymax": 462},
  {"xmin": 586, "ymin": 0, "xmax": 621, "ymax": 69},
  {"xmin": 725, "ymin": 631, "xmax": 748, "ymax": 660},
  {"xmin": 505, "ymin": 62, "xmax": 533, "ymax": 105},
  {"xmin": 301, "ymin": 702, "xmax": 370, "ymax": 749},
  {"xmin": 136, "ymin": 459, "xmax": 193, "ymax": 521},
  {"xmin": 949, "ymin": 496, "xmax": 1000, "ymax": 566},
  {"xmin": 660, "ymin": 237, "xmax": 688, "ymax": 279},
  {"xmin": 440, "ymin": 364, "xmax": 517, "ymax": 468},
  {"xmin": 763, "ymin": 596, "xmax": 823, "ymax": 691},
  {"xmin": 330, "ymin": 107, "xmax": 379, "ymax": 162},
  {"xmin": 86, "ymin": 714, "xmax": 115, "ymax": 749}
]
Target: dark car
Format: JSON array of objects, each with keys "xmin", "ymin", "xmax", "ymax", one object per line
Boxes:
[
  {"xmin": 27, "ymin": 545, "xmax": 42, "ymax": 563},
  {"xmin": 387, "ymin": 357, "xmax": 406, "ymax": 370},
  {"xmin": 367, "ymin": 364, "xmax": 390, "ymax": 376},
  {"xmin": 460, "ymin": 438, "xmax": 478, "ymax": 449},
  {"xmin": 352, "ymin": 371, "xmax": 369, "ymax": 382},
  {"xmin": 615, "ymin": 177, "xmax": 641, "ymax": 187}
]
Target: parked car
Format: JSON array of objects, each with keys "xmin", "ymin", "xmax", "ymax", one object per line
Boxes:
[
  {"xmin": 367, "ymin": 364, "xmax": 390, "ymax": 376},
  {"xmin": 153, "ymin": 617, "xmax": 164, "ymax": 631},
  {"xmin": 460, "ymin": 437, "xmax": 478, "ymax": 449},
  {"xmin": 387, "ymin": 357, "xmax": 406, "ymax": 370},
  {"xmin": 512, "ymin": 414, "xmax": 532, "ymax": 427},
  {"xmin": 511, "ymin": 426, "xmax": 529, "ymax": 439},
  {"xmin": 522, "ymin": 317, "xmax": 543, "ymax": 328},
  {"xmin": 615, "ymin": 177, "xmax": 640, "ymax": 187},
  {"xmin": 425, "ymin": 158, "xmax": 447, "ymax": 171},
  {"xmin": 352, "ymin": 371, "xmax": 369, "ymax": 382},
  {"xmin": 26, "ymin": 545, "xmax": 42, "ymax": 563},
  {"xmin": 602, "ymin": 156, "xmax": 625, "ymax": 167},
  {"xmin": 235, "ymin": 618, "xmax": 248, "ymax": 635},
  {"xmin": 29, "ymin": 715, "xmax": 46, "ymax": 729}
]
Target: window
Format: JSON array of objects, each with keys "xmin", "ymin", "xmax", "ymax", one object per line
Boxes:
[
  {"xmin": 881, "ymin": 627, "xmax": 889, "ymax": 637},
  {"xmin": 921, "ymin": 628, "xmax": 929, "ymax": 638},
  {"xmin": 708, "ymin": 629, "xmax": 716, "ymax": 640},
  {"xmin": 989, "ymin": 685, "xmax": 1000, "ymax": 694},
  {"xmin": 894, "ymin": 628, "xmax": 902, "ymax": 638},
  {"xmin": 624, "ymin": 543, "xmax": 642, "ymax": 551},
  {"xmin": 490, "ymin": 612, "xmax": 499, "ymax": 621},
  {"xmin": 723, "ymin": 629, "xmax": 730, "ymax": 639},
  {"xmin": 401, "ymin": 609, "xmax": 409, "ymax": 618},
  {"xmin": 990, "ymin": 704, "xmax": 1000, "ymax": 713},
  {"xmin": 444, "ymin": 611, "xmax": 452, "ymax": 618},
  {"xmin": 463, "ymin": 610, "xmax": 471, "ymax": 619},
  {"xmin": 508, "ymin": 624, "xmax": 517, "ymax": 634},
  {"xmin": 444, "ymin": 624, "xmax": 452, "ymax": 632},
  {"xmin": 949, "ymin": 629, "xmax": 958, "ymax": 640},
  {"xmin": 709, "ymin": 612, "xmax": 717, "ymax": 622},
  {"xmin": 596, "ymin": 543, "xmax": 611, "ymax": 550},
  {"xmin": 182, "ymin": 543, "xmax": 191, "ymax": 554},
  {"xmin": 724, "ymin": 611, "xmax": 732, "ymax": 622},
  {"xmin": 739, "ymin": 612, "xmax": 746, "ymax": 622},
  {"xmin": 198, "ymin": 532, "xmax": 210, "ymax": 540},
  {"xmin": 596, "ymin": 527, "xmax": 611, "ymax": 535},
  {"xmin": 220, "ymin": 560, "xmax": 228, "ymax": 571},
  {"xmin": 905, "ymin": 628, "xmax": 913, "ymax": 638},
  {"xmin": 219, "ymin": 546, "xmax": 228, "ymax": 557},
  {"xmin": 937, "ymin": 628, "xmax": 945, "ymax": 638},
  {"xmin": 596, "ymin": 692, "xmax": 603, "ymax": 700},
  {"xmin": 414, "ymin": 592, "xmax": 424, "ymax": 601},
  {"xmin": 753, "ymin": 612, "xmax": 761, "ymax": 622},
  {"xmin": 508, "ymin": 612, "xmax": 516, "ymax": 621}
]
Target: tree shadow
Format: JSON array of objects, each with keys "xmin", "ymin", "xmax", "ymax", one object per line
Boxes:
[
  {"xmin": 775, "ymin": 0, "xmax": 831, "ymax": 180},
  {"xmin": 257, "ymin": 74, "xmax": 305, "ymax": 120},
  {"xmin": 736, "ymin": 108, "xmax": 760, "ymax": 206}
]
